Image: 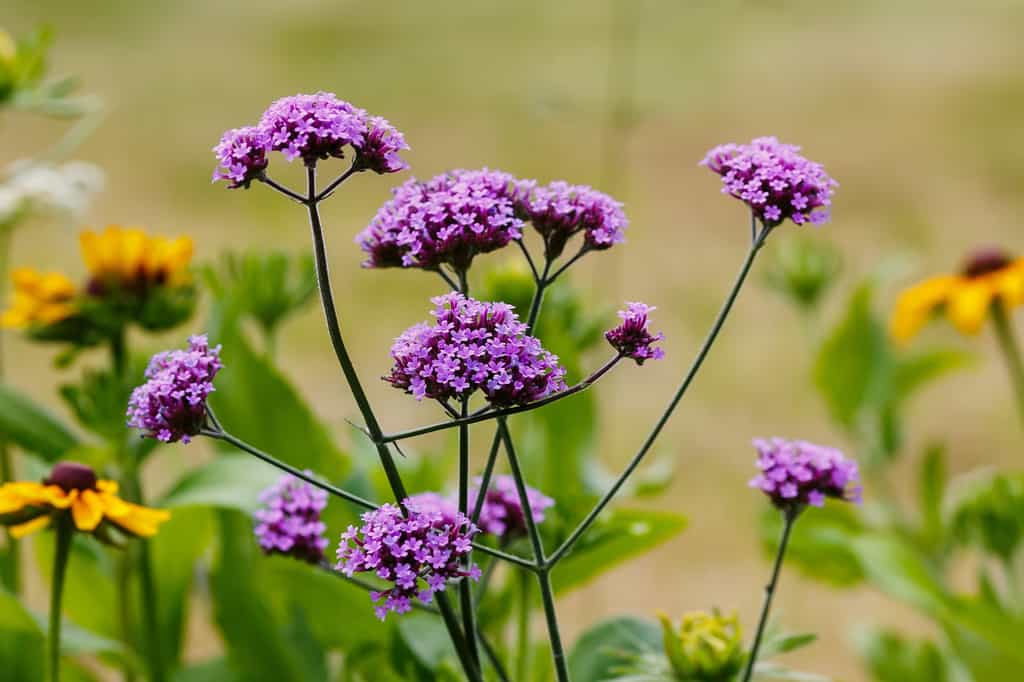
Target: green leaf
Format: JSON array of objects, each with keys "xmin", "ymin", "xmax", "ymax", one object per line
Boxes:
[
  {"xmin": 171, "ymin": 659, "xmax": 240, "ymax": 682},
  {"xmin": 849, "ymin": 534, "xmax": 948, "ymax": 616},
  {"xmin": 35, "ymin": 533, "xmax": 119, "ymax": 638},
  {"xmin": 396, "ymin": 613, "xmax": 458, "ymax": 673},
  {"xmin": 0, "ymin": 382, "xmax": 79, "ymax": 460},
  {"xmin": 159, "ymin": 454, "xmax": 280, "ymax": 512},
  {"xmin": 892, "ymin": 348, "xmax": 974, "ymax": 403},
  {"xmin": 917, "ymin": 444, "xmax": 947, "ymax": 551},
  {"xmin": 205, "ymin": 319, "xmax": 350, "ymax": 483},
  {"xmin": 553, "ymin": 508, "xmax": 687, "ymax": 595},
  {"xmin": 759, "ymin": 631, "xmax": 818, "ymax": 658},
  {"xmin": 0, "ymin": 587, "xmax": 45, "ymax": 682},
  {"xmin": 760, "ymin": 505, "xmax": 864, "ymax": 586},
  {"xmin": 854, "ymin": 627, "xmax": 948, "ymax": 682},
  {"xmin": 568, "ymin": 616, "xmax": 661, "ymax": 682}
]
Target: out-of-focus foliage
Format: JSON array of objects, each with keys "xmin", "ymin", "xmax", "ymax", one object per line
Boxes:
[
  {"xmin": 0, "ymin": 26, "xmax": 97, "ymax": 117},
  {"xmin": 762, "ymin": 235, "xmax": 842, "ymax": 313}
]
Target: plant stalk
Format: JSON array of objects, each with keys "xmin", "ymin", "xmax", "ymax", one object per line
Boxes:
[
  {"xmin": 742, "ymin": 510, "xmax": 796, "ymax": 682},
  {"xmin": 992, "ymin": 304, "xmax": 1024, "ymax": 429},
  {"xmin": 122, "ymin": 468, "xmax": 165, "ymax": 682},
  {"xmin": 0, "ymin": 226, "xmax": 17, "ymax": 595},
  {"xmin": 515, "ymin": 569, "xmax": 532, "ymax": 681},
  {"xmin": 458, "ymin": 398, "xmax": 480, "ymax": 668},
  {"xmin": 49, "ymin": 517, "xmax": 73, "ymax": 682}
]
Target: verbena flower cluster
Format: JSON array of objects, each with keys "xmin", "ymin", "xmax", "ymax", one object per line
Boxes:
[
  {"xmin": 335, "ymin": 501, "xmax": 481, "ymax": 620},
  {"xmin": 700, "ymin": 136, "xmax": 837, "ymax": 227},
  {"xmin": 749, "ymin": 438, "xmax": 861, "ymax": 510},
  {"xmin": 254, "ymin": 474, "xmax": 329, "ymax": 564},
  {"xmin": 520, "ymin": 180, "xmax": 628, "ymax": 258},
  {"xmin": 357, "ymin": 168, "xmax": 523, "ymax": 271},
  {"xmin": 605, "ymin": 302, "xmax": 665, "ymax": 363},
  {"xmin": 469, "ymin": 475, "xmax": 554, "ymax": 538},
  {"xmin": 127, "ymin": 335, "xmax": 222, "ymax": 443},
  {"xmin": 212, "ymin": 92, "xmax": 409, "ymax": 188},
  {"xmin": 385, "ymin": 292, "xmax": 567, "ymax": 406}
]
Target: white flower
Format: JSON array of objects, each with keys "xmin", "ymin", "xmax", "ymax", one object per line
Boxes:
[{"xmin": 0, "ymin": 160, "xmax": 105, "ymax": 226}]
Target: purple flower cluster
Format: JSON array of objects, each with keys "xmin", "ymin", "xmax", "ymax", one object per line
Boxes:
[
  {"xmin": 384, "ymin": 292, "xmax": 567, "ymax": 406},
  {"xmin": 254, "ymin": 474, "xmax": 329, "ymax": 564},
  {"xmin": 749, "ymin": 438, "xmax": 861, "ymax": 511},
  {"xmin": 701, "ymin": 137, "xmax": 837, "ymax": 227},
  {"xmin": 335, "ymin": 501, "xmax": 481, "ymax": 621},
  {"xmin": 470, "ymin": 475, "xmax": 554, "ymax": 538},
  {"xmin": 519, "ymin": 181, "xmax": 628, "ymax": 259},
  {"xmin": 605, "ymin": 302, "xmax": 665, "ymax": 364},
  {"xmin": 212, "ymin": 92, "xmax": 408, "ymax": 187},
  {"xmin": 212, "ymin": 127, "xmax": 269, "ymax": 188},
  {"xmin": 127, "ymin": 335, "xmax": 223, "ymax": 443},
  {"xmin": 356, "ymin": 169, "xmax": 524, "ymax": 271}
]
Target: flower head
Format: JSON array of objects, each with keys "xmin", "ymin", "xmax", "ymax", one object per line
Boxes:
[
  {"xmin": 384, "ymin": 292, "xmax": 567, "ymax": 406},
  {"xmin": 354, "ymin": 116, "xmax": 410, "ymax": 174},
  {"xmin": 658, "ymin": 609, "xmax": 744, "ymax": 681},
  {"xmin": 605, "ymin": 302, "xmax": 665, "ymax": 363},
  {"xmin": 80, "ymin": 226, "xmax": 194, "ymax": 294},
  {"xmin": 1, "ymin": 267, "xmax": 76, "ymax": 329},
  {"xmin": 701, "ymin": 136, "xmax": 837, "ymax": 227},
  {"xmin": 0, "ymin": 160, "xmax": 104, "ymax": 223},
  {"xmin": 127, "ymin": 334, "xmax": 223, "ymax": 443},
  {"xmin": 891, "ymin": 247, "xmax": 1024, "ymax": 341},
  {"xmin": 357, "ymin": 169, "xmax": 523, "ymax": 271},
  {"xmin": 519, "ymin": 181, "xmax": 627, "ymax": 259},
  {"xmin": 258, "ymin": 92, "xmax": 367, "ymax": 165},
  {"xmin": 405, "ymin": 492, "xmax": 460, "ymax": 525},
  {"xmin": 749, "ymin": 438, "xmax": 861, "ymax": 512},
  {"xmin": 470, "ymin": 475, "xmax": 554, "ymax": 538},
  {"xmin": 212, "ymin": 126, "xmax": 269, "ymax": 188},
  {"xmin": 335, "ymin": 500, "xmax": 480, "ymax": 621},
  {"xmin": 0, "ymin": 461, "xmax": 170, "ymax": 539},
  {"xmin": 254, "ymin": 474, "xmax": 329, "ymax": 564}
]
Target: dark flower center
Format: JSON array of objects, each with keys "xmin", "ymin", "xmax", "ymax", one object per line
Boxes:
[
  {"xmin": 963, "ymin": 247, "xmax": 1013, "ymax": 278},
  {"xmin": 46, "ymin": 461, "xmax": 98, "ymax": 492}
]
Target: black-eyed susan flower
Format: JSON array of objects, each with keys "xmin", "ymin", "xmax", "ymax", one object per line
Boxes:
[
  {"xmin": 80, "ymin": 225, "xmax": 193, "ymax": 293},
  {"xmin": 0, "ymin": 267, "xmax": 76, "ymax": 329},
  {"xmin": 0, "ymin": 461, "xmax": 170, "ymax": 539},
  {"xmin": 891, "ymin": 247, "xmax": 1024, "ymax": 342}
]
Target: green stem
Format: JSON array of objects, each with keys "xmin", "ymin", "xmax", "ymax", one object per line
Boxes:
[
  {"xmin": 123, "ymin": 469, "xmax": 165, "ymax": 682},
  {"xmin": 549, "ymin": 226, "xmax": 770, "ymax": 565},
  {"xmin": 992, "ymin": 305, "xmax": 1024, "ymax": 429},
  {"xmin": 515, "ymin": 570, "xmax": 532, "ymax": 681},
  {"xmin": 0, "ymin": 226, "xmax": 18, "ymax": 595},
  {"xmin": 116, "ymin": 555, "xmax": 138, "ymax": 682},
  {"xmin": 458, "ymin": 398, "xmax": 480, "ymax": 668},
  {"xmin": 536, "ymin": 570, "xmax": 568, "ymax": 682},
  {"xmin": 49, "ymin": 518, "xmax": 73, "ymax": 682},
  {"xmin": 742, "ymin": 510, "xmax": 797, "ymax": 682}
]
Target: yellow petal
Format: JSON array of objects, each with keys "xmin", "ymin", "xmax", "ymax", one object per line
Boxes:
[
  {"xmin": 0, "ymin": 488, "xmax": 27, "ymax": 514},
  {"xmin": 890, "ymin": 276, "xmax": 959, "ymax": 343},
  {"xmin": 79, "ymin": 230, "xmax": 104, "ymax": 277},
  {"xmin": 11, "ymin": 267, "xmax": 43, "ymax": 294},
  {"xmin": 71, "ymin": 489, "xmax": 104, "ymax": 531},
  {"xmin": 995, "ymin": 259, "xmax": 1024, "ymax": 308},
  {"xmin": 38, "ymin": 272, "xmax": 76, "ymax": 299},
  {"xmin": 104, "ymin": 497, "xmax": 170, "ymax": 537},
  {"xmin": 97, "ymin": 480, "xmax": 119, "ymax": 494},
  {"xmin": 947, "ymin": 280, "xmax": 995, "ymax": 335},
  {"xmin": 118, "ymin": 228, "xmax": 148, "ymax": 280},
  {"xmin": 43, "ymin": 485, "xmax": 74, "ymax": 509},
  {"xmin": 10, "ymin": 515, "xmax": 51, "ymax": 539}
]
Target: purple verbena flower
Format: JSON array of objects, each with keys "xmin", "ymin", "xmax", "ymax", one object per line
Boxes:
[
  {"xmin": 212, "ymin": 126, "xmax": 269, "ymax": 189},
  {"xmin": 405, "ymin": 492, "xmax": 460, "ymax": 525},
  {"xmin": 354, "ymin": 116, "xmax": 410, "ymax": 174},
  {"xmin": 258, "ymin": 92, "xmax": 367, "ymax": 165},
  {"xmin": 127, "ymin": 335, "xmax": 223, "ymax": 443},
  {"xmin": 605, "ymin": 302, "xmax": 665, "ymax": 364},
  {"xmin": 700, "ymin": 137, "xmax": 837, "ymax": 227},
  {"xmin": 254, "ymin": 474, "xmax": 329, "ymax": 564},
  {"xmin": 335, "ymin": 500, "xmax": 480, "ymax": 621},
  {"xmin": 357, "ymin": 169, "xmax": 524, "ymax": 272},
  {"xmin": 384, "ymin": 292, "xmax": 568, "ymax": 407},
  {"xmin": 519, "ymin": 181, "xmax": 627, "ymax": 259},
  {"xmin": 749, "ymin": 438, "xmax": 861, "ymax": 512},
  {"xmin": 469, "ymin": 475, "xmax": 554, "ymax": 538}
]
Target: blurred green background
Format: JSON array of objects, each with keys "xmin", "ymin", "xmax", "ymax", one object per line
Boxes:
[{"xmin": 4, "ymin": 1, "xmax": 1024, "ymax": 679}]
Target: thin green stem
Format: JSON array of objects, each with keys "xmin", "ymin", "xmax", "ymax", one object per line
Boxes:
[
  {"xmin": 0, "ymin": 227, "xmax": 15, "ymax": 595},
  {"xmin": 992, "ymin": 305, "xmax": 1024, "ymax": 429},
  {"xmin": 49, "ymin": 518, "xmax": 73, "ymax": 682},
  {"xmin": 536, "ymin": 570, "xmax": 569, "ymax": 682},
  {"xmin": 515, "ymin": 570, "xmax": 532, "ymax": 681},
  {"xmin": 549, "ymin": 226, "xmax": 770, "ymax": 565},
  {"xmin": 742, "ymin": 510, "xmax": 797, "ymax": 682},
  {"xmin": 122, "ymin": 469, "xmax": 165, "ymax": 682},
  {"xmin": 458, "ymin": 398, "xmax": 480, "ymax": 668},
  {"xmin": 471, "ymin": 428, "xmax": 503, "ymax": 525}
]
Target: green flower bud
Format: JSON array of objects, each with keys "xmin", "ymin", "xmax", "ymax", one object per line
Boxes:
[
  {"xmin": 658, "ymin": 609, "xmax": 745, "ymax": 681},
  {"xmin": 762, "ymin": 235, "xmax": 841, "ymax": 311}
]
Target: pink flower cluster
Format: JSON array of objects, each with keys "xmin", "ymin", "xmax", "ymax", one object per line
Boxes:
[
  {"xmin": 749, "ymin": 438, "xmax": 861, "ymax": 511},
  {"xmin": 254, "ymin": 474, "xmax": 329, "ymax": 564},
  {"xmin": 604, "ymin": 302, "xmax": 665, "ymax": 364}
]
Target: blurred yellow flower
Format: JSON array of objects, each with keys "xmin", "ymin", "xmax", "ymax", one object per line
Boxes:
[
  {"xmin": 891, "ymin": 248, "xmax": 1024, "ymax": 342},
  {"xmin": 0, "ymin": 29, "xmax": 15, "ymax": 64},
  {"xmin": 80, "ymin": 225, "xmax": 193, "ymax": 290},
  {"xmin": 0, "ymin": 462, "xmax": 170, "ymax": 539},
  {"xmin": 0, "ymin": 266, "xmax": 77, "ymax": 328}
]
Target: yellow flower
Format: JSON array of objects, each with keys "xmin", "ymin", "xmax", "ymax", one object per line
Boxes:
[
  {"xmin": 0, "ymin": 267, "xmax": 77, "ymax": 329},
  {"xmin": 891, "ymin": 248, "xmax": 1024, "ymax": 342},
  {"xmin": 80, "ymin": 225, "xmax": 194, "ymax": 289},
  {"xmin": 0, "ymin": 462, "xmax": 170, "ymax": 539}
]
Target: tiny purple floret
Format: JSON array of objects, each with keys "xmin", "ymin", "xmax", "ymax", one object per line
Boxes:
[
  {"xmin": 519, "ymin": 181, "xmax": 627, "ymax": 259},
  {"xmin": 749, "ymin": 438, "xmax": 861, "ymax": 512},
  {"xmin": 212, "ymin": 126, "xmax": 269, "ymax": 189},
  {"xmin": 335, "ymin": 500, "xmax": 480, "ymax": 621},
  {"xmin": 469, "ymin": 475, "xmax": 554, "ymax": 538},
  {"xmin": 354, "ymin": 116, "xmax": 410, "ymax": 174},
  {"xmin": 254, "ymin": 474, "xmax": 329, "ymax": 564},
  {"xmin": 700, "ymin": 136, "xmax": 837, "ymax": 227},
  {"xmin": 127, "ymin": 335, "xmax": 223, "ymax": 444},
  {"xmin": 384, "ymin": 292, "xmax": 567, "ymax": 407},
  {"xmin": 605, "ymin": 302, "xmax": 665, "ymax": 364},
  {"xmin": 258, "ymin": 92, "xmax": 367, "ymax": 165}
]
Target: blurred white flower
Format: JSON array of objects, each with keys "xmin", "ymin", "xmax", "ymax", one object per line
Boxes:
[{"xmin": 0, "ymin": 160, "xmax": 105, "ymax": 227}]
